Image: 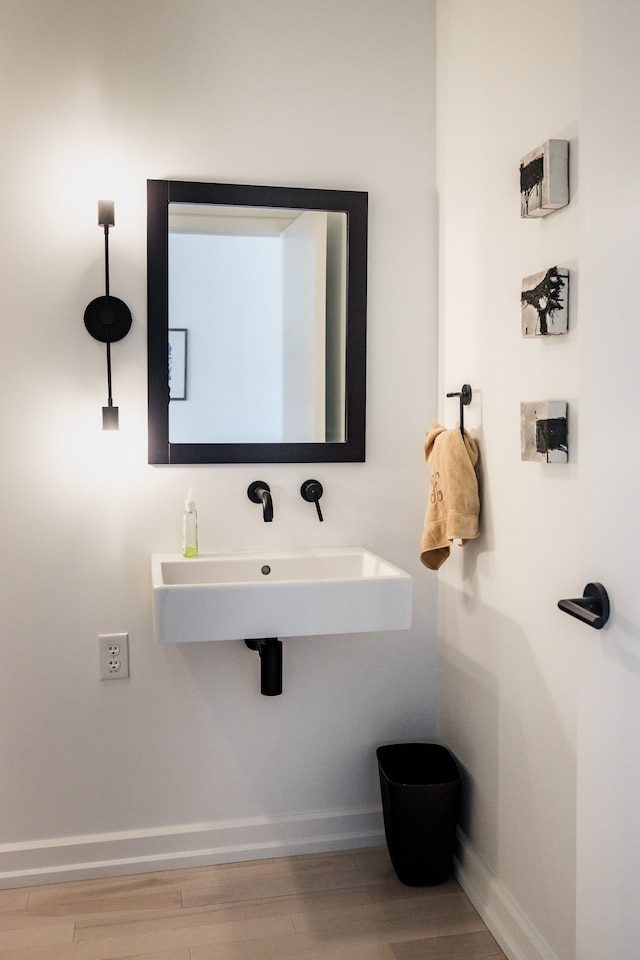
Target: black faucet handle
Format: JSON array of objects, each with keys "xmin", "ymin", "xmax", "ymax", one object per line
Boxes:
[{"xmin": 301, "ymin": 479, "xmax": 324, "ymax": 522}]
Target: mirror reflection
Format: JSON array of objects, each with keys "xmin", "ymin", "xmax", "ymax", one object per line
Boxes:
[
  {"xmin": 147, "ymin": 180, "xmax": 368, "ymax": 464},
  {"xmin": 168, "ymin": 203, "xmax": 347, "ymax": 444}
]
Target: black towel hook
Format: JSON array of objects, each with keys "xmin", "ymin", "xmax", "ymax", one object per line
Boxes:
[{"xmin": 446, "ymin": 384, "xmax": 472, "ymax": 436}]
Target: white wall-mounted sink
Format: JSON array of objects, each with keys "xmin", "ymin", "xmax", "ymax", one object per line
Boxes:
[{"xmin": 151, "ymin": 546, "xmax": 412, "ymax": 643}]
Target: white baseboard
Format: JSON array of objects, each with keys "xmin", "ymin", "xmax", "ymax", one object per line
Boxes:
[
  {"xmin": 454, "ymin": 829, "xmax": 562, "ymax": 960},
  {"xmin": 0, "ymin": 807, "xmax": 385, "ymax": 888}
]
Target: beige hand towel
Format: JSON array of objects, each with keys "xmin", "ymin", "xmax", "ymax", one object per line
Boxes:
[{"xmin": 420, "ymin": 423, "xmax": 480, "ymax": 570}]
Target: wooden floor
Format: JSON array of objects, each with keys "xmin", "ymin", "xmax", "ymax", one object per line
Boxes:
[{"xmin": 0, "ymin": 847, "xmax": 506, "ymax": 960}]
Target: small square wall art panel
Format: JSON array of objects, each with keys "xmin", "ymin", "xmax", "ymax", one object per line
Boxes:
[
  {"xmin": 520, "ymin": 139, "xmax": 569, "ymax": 217},
  {"xmin": 521, "ymin": 401, "xmax": 568, "ymax": 463},
  {"xmin": 521, "ymin": 266, "xmax": 569, "ymax": 337}
]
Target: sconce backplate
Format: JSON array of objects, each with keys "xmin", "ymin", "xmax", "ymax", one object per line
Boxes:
[{"xmin": 84, "ymin": 296, "xmax": 132, "ymax": 343}]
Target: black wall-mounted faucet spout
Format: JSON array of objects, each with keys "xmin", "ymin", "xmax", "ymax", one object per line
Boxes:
[{"xmin": 248, "ymin": 481, "xmax": 274, "ymax": 522}]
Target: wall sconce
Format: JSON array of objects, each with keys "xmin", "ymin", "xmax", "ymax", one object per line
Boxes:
[{"xmin": 83, "ymin": 201, "xmax": 132, "ymax": 430}]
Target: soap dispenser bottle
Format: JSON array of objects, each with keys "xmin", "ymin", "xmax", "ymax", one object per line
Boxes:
[{"xmin": 182, "ymin": 489, "xmax": 198, "ymax": 558}]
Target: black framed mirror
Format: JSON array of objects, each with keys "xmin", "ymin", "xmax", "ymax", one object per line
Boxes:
[{"xmin": 147, "ymin": 179, "xmax": 368, "ymax": 464}]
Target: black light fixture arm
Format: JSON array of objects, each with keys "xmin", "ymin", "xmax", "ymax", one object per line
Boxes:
[
  {"xmin": 103, "ymin": 217, "xmax": 114, "ymax": 412},
  {"xmin": 84, "ymin": 200, "xmax": 132, "ymax": 430}
]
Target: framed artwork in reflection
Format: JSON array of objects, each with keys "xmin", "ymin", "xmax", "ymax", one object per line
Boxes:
[{"xmin": 169, "ymin": 328, "xmax": 188, "ymax": 401}]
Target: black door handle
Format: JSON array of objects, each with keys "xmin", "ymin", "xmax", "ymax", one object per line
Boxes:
[{"xmin": 558, "ymin": 583, "xmax": 610, "ymax": 629}]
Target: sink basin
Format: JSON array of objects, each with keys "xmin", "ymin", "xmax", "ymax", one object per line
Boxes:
[{"xmin": 151, "ymin": 546, "xmax": 412, "ymax": 643}]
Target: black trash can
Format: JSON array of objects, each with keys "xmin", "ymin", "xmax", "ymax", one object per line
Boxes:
[{"xmin": 377, "ymin": 742, "xmax": 461, "ymax": 886}]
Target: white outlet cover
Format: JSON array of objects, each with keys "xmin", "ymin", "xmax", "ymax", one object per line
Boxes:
[{"xmin": 98, "ymin": 633, "xmax": 129, "ymax": 680}]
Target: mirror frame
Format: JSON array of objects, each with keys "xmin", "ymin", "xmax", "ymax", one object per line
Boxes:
[{"xmin": 147, "ymin": 179, "xmax": 368, "ymax": 464}]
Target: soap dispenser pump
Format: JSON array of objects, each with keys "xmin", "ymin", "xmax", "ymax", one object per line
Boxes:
[{"xmin": 182, "ymin": 489, "xmax": 198, "ymax": 558}]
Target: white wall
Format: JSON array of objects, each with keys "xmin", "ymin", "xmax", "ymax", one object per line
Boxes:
[
  {"xmin": 436, "ymin": 3, "xmax": 581, "ymax": 959},
  {"xmin": 577, "ymin": 1, "xmax": 640, "ymax": 957},
  {"xmin": 0, "ymin": 0, "xmax": 438, "ymax": 883}
]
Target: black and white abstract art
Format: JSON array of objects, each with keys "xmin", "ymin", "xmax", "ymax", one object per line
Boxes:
[
  {"xmin": 520, "ymin": 140, "xmax": 569, "ymax": 217},
  {"xmin": 521, "ymin": 401, "xmax": 568, "ymax": 463},
  {"xmin": 521, "ymin": 266, "xmax": 569, "ymax": 337}
]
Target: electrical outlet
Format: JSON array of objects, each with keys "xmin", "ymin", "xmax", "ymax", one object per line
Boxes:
[{"xmin": 98, "ymin": 633, "xmax": 129, "ymax": 680}]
